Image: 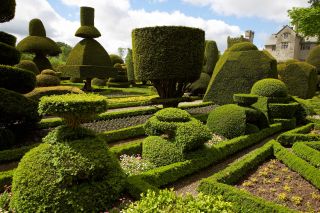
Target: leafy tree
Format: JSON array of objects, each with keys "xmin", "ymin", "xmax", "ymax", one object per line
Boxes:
[{"xmin": 288, "ymin": 5, "xmax": 320, "ymax": 39}]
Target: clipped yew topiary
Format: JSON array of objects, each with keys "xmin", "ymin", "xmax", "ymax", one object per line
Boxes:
[
  {"xmin": 0, "ymin": 0, "xmax": 15, "ymax": 23},
  {"xmin": 109, "ymin": 54, "xmax": 124, "ymax": 65},
  {"xmin": 187, "ymin": 72, "xmax": 211, "ymax": 96},
  {"xmin": 251, "ymin": 78, "xmax": 288, "ymax": 98},
  {"xmin": 306, "ymin": 45, "xmax": 320, "ymax": 74},
  {"xmin": 203, "ymin": 40, "xmax": 219, "ymax": 76},
  {"xmin": 132, "ymin": 26, "xmax": 204, "ymax": 107},
  {"xmin": 92, "ymin": 77, "xmax": 107, "ymax": 86},
  {"xmin": 125, "ymin": 48, "xmax": 135, "ymax": 85},
  {"xmin": 59, "ymin": 7, "xmax": 116, "ymax": 91},
  {"xmin": 36, "ymin": 69, "xmax": 60, "ymax": 87},
  {"xmin": 0, "ymin": 31, "xmax": 20, "ymax": 65},
  {"xmin": 203, "ymin": 42, "xmax": 277, "ymax": 105},
  {"xmin": 278, "ymin": 61, "xmax": 317, "ymax": 99},
  {"xmin": 15, "ymin": 60, "xmax": 39, "ymax": 75},
  {"xmin": 11, "ymin": 93, "xmax": 126, "ymax": 212},
  {"xmin": 16, "ymin": 18, "xmax": 61, "ymax": 71},
  {"xmin": 107, "ymin": 63, "xmax": 130, "ymax": 88}
]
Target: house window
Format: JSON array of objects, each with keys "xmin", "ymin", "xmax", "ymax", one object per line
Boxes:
[
  {"xmin": 272, "ymin": 45, "xmax": 276, "ymax": 51},
  {"xmin": 283, "ymin": 33, "xmax": 290, "ymax": 39},
  {"xmin": 281, "ymin": 42, "xmax": 288, "ymax": 49},
  {"xmin": 300, "ymin": 43, "xmax": 310, "ymax": 50}
]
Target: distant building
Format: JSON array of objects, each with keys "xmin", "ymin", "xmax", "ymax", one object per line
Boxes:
[
  {"xmin": 264, "ymin": 25, "xmax": 318, "ymax": 62},
  {"xmin": 227, "ymin": 30, "xmax": 255, "ymax": 48}
]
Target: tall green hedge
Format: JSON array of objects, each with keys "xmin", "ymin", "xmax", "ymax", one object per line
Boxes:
[
  {"xmin": 306, "ymin": 45, "xmax": 320, "ymax": 74},
  {"xmin": 278, "ymin": 61, "xmax": 317, "ymax": 99},
  {"xmin": 203, "ymin": 40, "xmax": 219, "ymax": 75},
  {"xmin": 125, "ymin": 48, "xmax": 135, "ymax": 83},
  {"xmin": 203, "ymin": 42, "xmax": 277, "ymax": 104}
]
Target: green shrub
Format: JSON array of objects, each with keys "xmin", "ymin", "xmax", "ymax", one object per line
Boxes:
[
  {"xmin": 92, "ymin": 77, "xmax": 106, "ymax": 86},
  {"xmin": 109, "ymin": 54, "xmax": 124, "ymax": 65},
  {"xmin": 207, "ymin": 104, "xmax": 247, "ymax": 139},
  {"xmin": 0, "ymin": 41, "xmax": 20, "ymax": 65},
  {"xmin": 154, "ymin": 107, "xmax": 191, "ymax": 122},
  {"xmin": 38, "ymin": 93, "xmax": 107, "ymax": 128},
  {"xmin": 203, "ymin": 40, "xmax": 219, "ymax": 76},
  {"xmin": 0, "ymin": 31, "xmax": 16, "ymax": 46},
  {"xmin": 306, "ymin": 45, "xmax": 320, "ymax": 74},
  {"xmin": 188, "ymin": 72, "xmax": 211, "ymax": 96},
  {"xmin": 0, "ymin": 88, "xmax": 40, "ymax": 128},
  {"xmin": 278, "ymin": 61, "xmax": 317, "ymax": 99},
  {"xmin": 0, "ymin": 0, "xmax": 15, "ymax": 23},
  {"xmin": 251, "ymin": 78, "xmax": 288, "ymax": 98},
  {"xmin": 123, "ymin": 189, "xmax": 234, "ymax": 213},
  {"xmin": 36, "ymin": 72, "xmax": 60, "ymax": 87},
  {"xmin": 75, "ymin": 7, "xmax": 101, "ymax": 38},
  {"xmin": 292, "ymin": 142, "xmax": 320, "ymax": 168},
  {"xmin": 0, "ymin": 65, "xmax": 36, "ymax": 94},
  {"xmin": 15, "ymin": 60, "xmax": 39, "ymax": 75},
  {"xmin": 132, "ymin": 26, "xmax": 204, "ymax": 105},
  {"xmin": 0, "ymin": 128, "xmax": 15, "ymax": 150},
  {"xmin": 25, "ymin": 86, "xmax": 84, "ymax": 101},
  {"xmin": 272, "ymin": 118, "xmax": 296, "ymax": 130},
  {"xmin": 233, "ymin": 93, "xmax": 258, "ymax": 106},
  {"xmin": 10, "ymin": 136, "xmax": 126, "ymax": 212},
  {"xmin": 142, "ymin": 136, "xmax": 184, "ymax": 167},
  {"xmin": 204, "ymin": 43, "xmax": 277, "ymax": 104},
  {"xmin": 228, "ymin": 41, "xmax": 258, "ymax": 52},
  {"xmin": 125, "ymin": 48, "xmax": 135, "ymax": 83},
  {"xmin": 245, "ymin": 123, "xmax": 260, "ymax": 134},
  {"xmin": 268, "ymin": 102, "xmax": 299, "ymax": 119}
]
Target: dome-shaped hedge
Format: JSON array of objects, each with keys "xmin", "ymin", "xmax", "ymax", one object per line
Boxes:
[
  {"xmin": 109, "ymin": 54, "xmax": 124, "ymax": 65},
  {"xmin": 36, "ymin": 70, "xmax": 60, "ymax": 87},
  {"xmin": 251, "ymin": 78, "xmax": 288, "ymax": 98},
  {"xmin": 228, "ymin": 42, "xmax": 258, "ymax": 52},
  {"xmin": 306, "ymin": 45, "xmax": 320, "ymax": 74},
  {"xmin": 10, "ymin": 128, "xmax": 126, "ymax": 212},
  {"xmin": 15, "ymin": 60, "xmax": 39, "ymax": 75},
  {"xmin": 154, "ymin": 107, "xmax": 191, "ymax": 122}
]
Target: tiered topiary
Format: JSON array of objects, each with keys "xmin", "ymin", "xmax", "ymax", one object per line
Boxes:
[
  {"xmin": 187, "ymin": 40, "xmax": 219, "ymax": 96},
  {"xmin": 277, "ymin": 61, "xmax": 317, "ymax": 99},
  {"xmin": 251, "ymin": 78, "xmax": 299, "ymax": 130},
  {"xmin": 125, "ymin": 48, "xmax": 135, "ymax": 85},
  {"xmin": 59, "ymin": 7, "xmax": 116, "ymax": 91},
  {"xmin": 203, "ymin": 42, "xmax": 277, "ymax": 105},
  {"xmin": 143, "ymin": 108, "xmax": 211, "ymax": 166},
  {"xmin": 15, "ymin": 60, "xmax": 39, "ymax": 75},
  {"xmin": 16, "ymin": 19, "xmax": 61, "ymax": 72},
  {"xmin": 132, "ymin": 26, "xmax": 204, "ymax": 107},
  {"xmin": 36, "ymin": 69, "xmax": 60, "ymax": 87},
  {"xmin": 10, "ymin": 93, "xmax": 126, "ymax": 212},
  {"xmin": 107, "ymin": 63, "xmax": 130, "ymax": 88},
  {"xmin": 0, "ymin": 3, "xmax": 40, "ymax": 148}
]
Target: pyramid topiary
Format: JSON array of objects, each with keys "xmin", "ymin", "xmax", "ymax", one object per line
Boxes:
[
  {"xmin": 16, "ymin": 19, "xmax": 61, "ymax": 71},
  {"xmin": 278, "ymin": 61, "xmax": 317, "ymax": 99},
  {"xmin": 204, "ymin": 42, "xmax": 277, "ymax": 105},
  {"xmin": 132, "ymin": 26, "xmax": 204, "ymax": 107},
  {"xmin": 59, "ymin": 7, "xmax": 116, "ymax": 91}
]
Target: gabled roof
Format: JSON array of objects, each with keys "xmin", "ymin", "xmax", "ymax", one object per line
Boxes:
[{"xmin": 274, "ymin": 25, "xmax": 295, "ymax": 35}]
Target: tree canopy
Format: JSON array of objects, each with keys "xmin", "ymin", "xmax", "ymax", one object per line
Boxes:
[{"xmin": 288, "ymin": 3, "xmax": 320, "ymax": 39}]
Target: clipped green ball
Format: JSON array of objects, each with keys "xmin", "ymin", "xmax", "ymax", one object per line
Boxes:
[
  {"xmin": 251, "ymin": 78, "xmax": 288, "ymax": 98},
  {"xmin": 155, "ymin": 107, "xmax": 191, "ymax": 122}
]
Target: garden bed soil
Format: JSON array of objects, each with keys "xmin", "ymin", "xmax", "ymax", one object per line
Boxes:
[{"xmin": 236, "ymin": 159, "xmax": 320, "ymax": 212}]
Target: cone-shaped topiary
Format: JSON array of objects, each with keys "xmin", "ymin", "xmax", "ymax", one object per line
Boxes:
[
  {"xmin": 132, "ymin": 26, "xmax": 204, "ymax": 107},
  {"xmin": 125, "ymin": 48, "xmax": 135, "ymax": 84},
  {"xmin": 203, "ymin": 42, "xmax": 277, "ymax": 105},
  {"xmin": 16, "ymin": 18, "xmax": 61, "ymax": 71},
  {"xmin": 59, "ymin": 7, "xmax": 116, "ymax": 91},
  {"xmin": 306, "ymin": 45, "xmax": 320, "ymax": 74},
  {"xmin": 278, "ymin": 61, "xmax": 317, "ymax": 99},
  {"xmin": 0, "ymin": 0, "xmax": 15, "ymax": 23},
  {"xmin": 0, "ymin": 32, "xmax": 20, "ymax": 65},
  {"xmin": 15, "ymin": 60, "xmax": 39, "ymax": 75}
]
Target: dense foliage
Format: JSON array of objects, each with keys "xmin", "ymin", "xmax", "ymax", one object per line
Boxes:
[
  {"xmin": 0, "ymin": 0, "xmax": 15, "ymax": 23},
  {"xmin": 251, "ymin": 78, "xmax": 288, "ymax": 98},
  {"xmin": 306, "ymin": 45, "xmax": 320, "ymax": 74}
]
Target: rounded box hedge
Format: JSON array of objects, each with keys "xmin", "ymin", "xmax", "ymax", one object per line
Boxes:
[{"xmin": 251, "ymin": 78, "xmax": 288, "ymax": 98}]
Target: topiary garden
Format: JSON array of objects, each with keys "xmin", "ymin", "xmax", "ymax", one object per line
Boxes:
[{"xmin": 1, "ymin": 2, "xmax": 320, "ymax": 212}]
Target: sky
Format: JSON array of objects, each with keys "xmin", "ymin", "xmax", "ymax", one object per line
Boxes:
[{"xmin": 0, "ymin": 0, "xmax": 310, "ymax": 55}]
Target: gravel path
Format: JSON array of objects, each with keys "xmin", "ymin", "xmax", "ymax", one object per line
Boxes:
[{"xmin": 167, "ymin": 133, "xmax": 280, "ymax": 196}]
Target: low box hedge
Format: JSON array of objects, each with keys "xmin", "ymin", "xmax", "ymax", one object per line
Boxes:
[
  {"xmin": 292, "ymin": 141, "xmax": 320, "ymax": 168},
  {"xmin": 277, "ymin": 123, "xmax": 320, "ymax": 146},
  {"xmin": 126, "ymin": 123, "xmax": 282, "ymax": 198},
  {"xmin": 198, "ymin": 140, "xmax": 320, "ymax": 212}
]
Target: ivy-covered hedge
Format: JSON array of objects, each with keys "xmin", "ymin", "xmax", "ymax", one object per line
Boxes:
[
  {"xmin": 292, "ymin": 142, "xmax": 320, "ymax": 168},
  {"xmin": 276, "ymin": 123, "xmax": 320, "ymax": 145}
]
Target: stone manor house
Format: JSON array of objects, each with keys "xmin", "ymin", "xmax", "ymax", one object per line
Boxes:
[{"xmin": 264, "ymin": 25, "xmax": 318, "ymax": 62}]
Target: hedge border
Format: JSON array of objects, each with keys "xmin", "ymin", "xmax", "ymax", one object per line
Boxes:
[
  {"xmin": 277, "ymin": 123, "xmax": 320, "ymax": 146},
  {"xmin": 198, "ymin": 140, "xmax": 320, "ymax": 212},
  {"xmin": 126, "ymin": 123, "xmax": 282, "ymax": 198},
  {"xmin": 292, "ymin": 141, "xmax": 320, "ymax": 168}
]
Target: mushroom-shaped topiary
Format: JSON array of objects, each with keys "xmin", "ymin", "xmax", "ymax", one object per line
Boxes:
[
  {"xmin": 15, "ymin": 60, "xmax": 39, "ymax": 75},
  {"xmin": 59, "ymin": 7, "xmax": 116, "ymax": 91},
  {"xmin": 10, "ymin": 93, "xmax": 126, "ymax": 212},
  {"xmin": 278, "ymin": 61, "xmax": 317, "ymax": 99},
  {"xmin": 203, "ymin": 42, "xmax": 277, "ymax": 105},
  {"xmin": 132, "ymin": 26, "xmax": 204, "ymax": 107},
  {"xmin": 16, "ymin": 19, "xmax": 61, "ymax": 72}
]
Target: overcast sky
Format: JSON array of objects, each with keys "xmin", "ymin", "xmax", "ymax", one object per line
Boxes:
[{"xmin": 0, "ymin": 0, "xmax": 309, "ymax": 54}]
